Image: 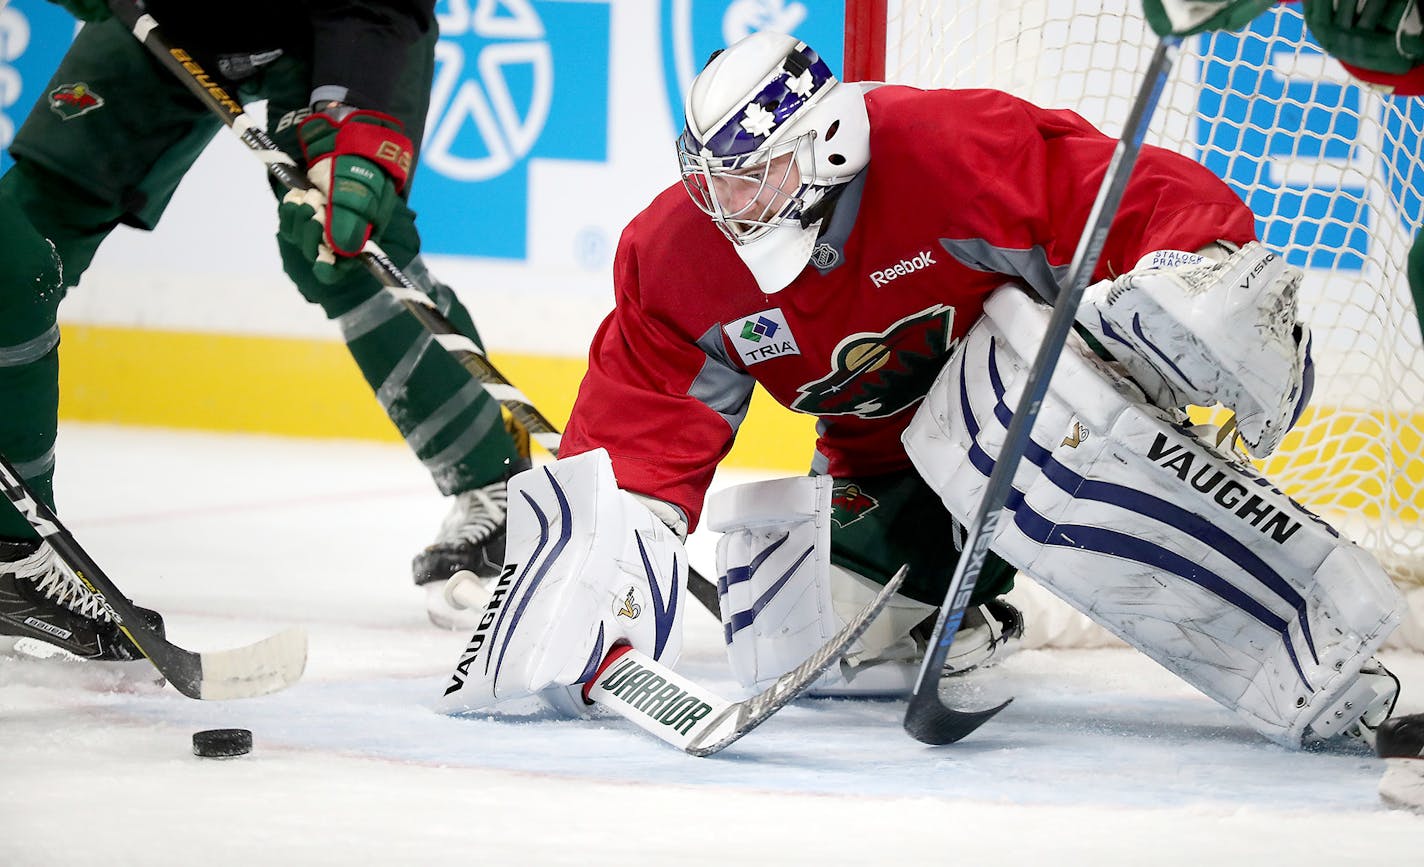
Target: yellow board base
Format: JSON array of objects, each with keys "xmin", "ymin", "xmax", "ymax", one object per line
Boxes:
[{"xmin": 57, "ymin": 324, "xmax": 817, "ymax": 472}]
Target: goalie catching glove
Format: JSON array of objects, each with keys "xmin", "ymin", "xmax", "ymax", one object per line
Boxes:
[
  {"xmin": 1076, "ymin": 240, "xmax": 1312, "ymax": 458},
  {"xmin": 277, "ymin": 108, "xmax": 413, "ymax": 284}
]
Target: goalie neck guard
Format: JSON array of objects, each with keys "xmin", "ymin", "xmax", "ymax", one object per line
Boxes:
[{"xmin": 677, "ymin": 31, "xmax": 869, "ymax": 294}]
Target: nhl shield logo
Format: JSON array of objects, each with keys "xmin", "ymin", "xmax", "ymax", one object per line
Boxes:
[
  {"xmin": 48, "ymin": 83, "xmax": 104, "ymax": 120},
  {"xmin": 810, "ymin": 243, "xmax": 840, "ymax": 270}
]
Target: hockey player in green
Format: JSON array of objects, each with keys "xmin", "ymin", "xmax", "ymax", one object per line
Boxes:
[{"xmin": 0, "ymin": 0, "xmax": 524, "ymax": 666}]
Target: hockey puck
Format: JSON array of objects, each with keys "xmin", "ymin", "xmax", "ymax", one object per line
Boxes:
[{"xmin": 192, "ymin": 728, "xmax": 252, "ymax": 758}]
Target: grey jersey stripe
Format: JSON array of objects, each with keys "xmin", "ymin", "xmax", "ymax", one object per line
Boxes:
[
  {"xmin": 691, "ymin": 325, "xmax": 755, "ymax": 431},
  {"xmin": 937, "ymin": 238, "xmax": 1070, "ymax": 304}
]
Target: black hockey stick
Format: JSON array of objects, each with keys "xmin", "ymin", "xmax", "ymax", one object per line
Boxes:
[
  {"xmin": 0, "ymin": 454, "xmax": 307, "ymax": 699},
  {"xmin": 107, "ymin": 0, "xmax": 727, "ymax": 617},
  {"xmin": 903, "ymin": 36, "xmax": 1181, "ymax": 745},
  {"xmin": 105, "ymin": 0, "xmax": 564, "ymax": 456}
]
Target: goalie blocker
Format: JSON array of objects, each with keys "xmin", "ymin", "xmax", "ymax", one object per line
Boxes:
[{"xmin": 903, "ymin": 285, "xmax": 1402, "ymax": 747}]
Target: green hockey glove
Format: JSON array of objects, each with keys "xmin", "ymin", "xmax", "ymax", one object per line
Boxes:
[
  {"xmin": 278, "ymin": 109, "xmax": 413, "ymax": 284},
  {"xmin": 1142, "ymin": 0, "xmax": 1274, "ymax": 36},
  {"xmin": 1302, "ymin": 0, "xmax": 1424, "ymax": 75}
]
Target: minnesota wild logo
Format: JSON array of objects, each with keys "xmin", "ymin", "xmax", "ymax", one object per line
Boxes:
[
  {"xmin": 831, "ymin": 482, "xmax": 880, "ymax": 528},
  {"xmin": 48, "ymin": 83, "xmax": 104, "ymax": 120},
  {"xmin": 791, "ymin": 304, "xmax": 956, "ymax": 418}
]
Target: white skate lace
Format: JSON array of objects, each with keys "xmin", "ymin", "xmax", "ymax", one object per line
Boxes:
[
  {"xmin": 437, "ymin": 480, "xmax": 508, "ymax": 547},
  {"xmin": 11, "ymin": 544, "xmax": 112, "ymax": 622}
]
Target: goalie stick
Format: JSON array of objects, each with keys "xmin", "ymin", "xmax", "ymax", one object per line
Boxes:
[
  {"xmin": 903, "ymin": 36, "xmax": 1182, "ymax": 746},
  {"xmin": 106, "ymin": 0, "xmax": 727, "ymax": 618},
  {"xmin": 0, "ymin": 454, "xmax": 307, "ymax": 700},
  {"xmin": 584, "ymin": 564, "xmax": 908, "ymax": 756}
]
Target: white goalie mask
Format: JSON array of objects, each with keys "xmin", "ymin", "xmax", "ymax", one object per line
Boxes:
[{"xmin": 677, "ymin": 32, "xmax": 870, "ymax": 293}]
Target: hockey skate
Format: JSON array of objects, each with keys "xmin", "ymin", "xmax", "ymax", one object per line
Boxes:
[
  {"xmin": 1377, "ymin": 712, "xmax": 1424, "ymax": 812},
  {"xmin": 413, "ymin": 462, "xmax": 529, "ymax": 629},
  {"xmin": 0, "ymin": 537, "xmax": 164, "ymax": 678},
  {"xmin": 937, "ymin": 598, "xmax": 1025, "ymax": 677},
  {"xmin": 812, "ymin": 598, "xmax": 1025, "ymax": 697}
]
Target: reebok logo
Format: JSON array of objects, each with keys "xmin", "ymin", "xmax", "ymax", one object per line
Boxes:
[{"xmin": 869, "ymin": 250, "xmax": 937, "ymax": 287}]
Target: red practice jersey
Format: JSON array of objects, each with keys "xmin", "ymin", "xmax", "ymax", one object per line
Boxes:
[{"xmin": 563, "ymin": 85, "xmax": 1257, "ymax": 528}]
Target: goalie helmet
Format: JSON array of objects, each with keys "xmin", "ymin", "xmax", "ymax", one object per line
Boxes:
[{"xmin": 677, "ymin": 31, "xmax": 870, "ymax": 293}]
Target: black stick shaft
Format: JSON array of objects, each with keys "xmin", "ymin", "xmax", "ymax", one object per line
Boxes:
[{"xmin": 904, "ymin": 37, "xmax": 1181, "ymax": 746}]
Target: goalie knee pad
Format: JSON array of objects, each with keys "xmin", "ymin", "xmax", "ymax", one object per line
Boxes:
[
  {"xmin": 1077, "ymin": 241, "xmax": 1311, "ymax": 458},
  {"xmin": 705, "ymin": 475, "xmax": 935, "ymax": 697},
  {"xmin": 904, "ymin": 286, "xmax": 1402, "ymax": 747}
]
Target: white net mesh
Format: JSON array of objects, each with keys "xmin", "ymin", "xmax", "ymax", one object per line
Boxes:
[{"xmin": 879, "ymin": 0, "xmax": 1424, "ymax": 648}]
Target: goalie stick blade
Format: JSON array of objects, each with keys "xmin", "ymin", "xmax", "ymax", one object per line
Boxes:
[
  {"xmin": 903, "ymin": 694, "xmax": 1012, "ymax": 746},
  {"xmin": 583, "ymin": 566, "xmax": 908, "ymax": 757},
  {"xmin": 685, "ymin": 564, "xmax": 909, "ymax": 757}
]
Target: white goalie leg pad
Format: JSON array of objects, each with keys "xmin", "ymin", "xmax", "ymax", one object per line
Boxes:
[
  {"xmin": 438, "ymin": 448, "xmax": 686, "ymax": 714},
  {"xmin": 1077, "ymin": 241, "xmax": 1311, "ymax": 458},
  {"xmin": 904, "ymin": 286, "xmax": 1402, "ymax": 747},
  {"xmin": 705, "ymin": 476, "xmax": 934, "ymax": 697}
]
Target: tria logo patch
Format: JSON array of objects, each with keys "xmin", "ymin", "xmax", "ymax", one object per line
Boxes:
[
  {"xmin": 48, "ymin": 83, "xmax": 104, "ymax": 120},
  {"xmin": 792, "ymin": 304, "xmax": 956, "ymax": 418},
  {"xmin": 724, "ymin": 308, "xmax": 800, "ymax": 366}
]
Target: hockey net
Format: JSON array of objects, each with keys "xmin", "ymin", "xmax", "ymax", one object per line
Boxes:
[{"xmin": 845, "ymin": 0, "xmax": 1424, "ymax": 650}]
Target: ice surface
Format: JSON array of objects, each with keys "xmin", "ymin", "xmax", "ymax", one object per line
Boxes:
[{"xmin": 2, "ymin": 424, "xmax": 1421, "ymax": 865}]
